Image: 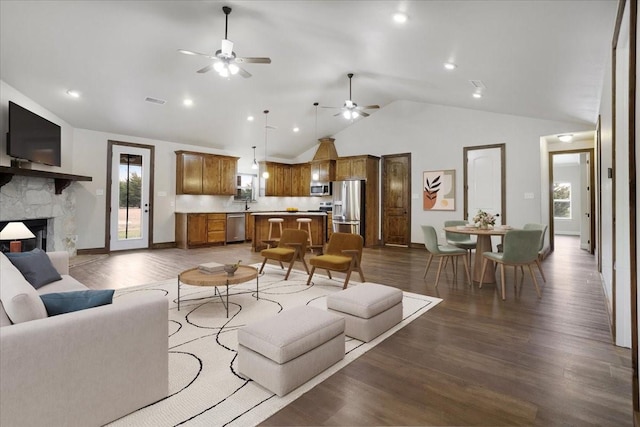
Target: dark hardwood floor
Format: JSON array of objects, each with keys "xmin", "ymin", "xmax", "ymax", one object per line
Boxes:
[{"xmin": 70, "ymin": 235, "xmax": 632, "ymax": 426}]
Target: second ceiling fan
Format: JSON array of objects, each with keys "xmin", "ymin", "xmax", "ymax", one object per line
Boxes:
[
  {"xmin": 179, "ymin": 6, "xmax": 271, "ymax": 78},
  {"xmin": 324, "ymin": 73, "xmax": 380, "ymax": 120}
]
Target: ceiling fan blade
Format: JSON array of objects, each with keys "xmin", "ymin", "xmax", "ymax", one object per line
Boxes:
[
  {"xmin": 321, "ymin": 106, "xmax": 340, "ymax": 110},
  {"xmin": 333, "ymin": 112, "xmax": 343, "ymax": 117},
  {"xmin": 236, "ymin": 57, "xmax": 271, "ymax": 64},
  {"xmin": 358, "ymin": 111, "xmax": 370, "ymax": 117},
  {"xmin": 178, "ymin": 49, "xmax": 217, "ymax": 59},
  {"xmin": 237, "ymin": 66, "xmax": 252, "ymax": 78},
  {"xmin": 359, "ymin": 105, "xmax": 380, "ymax": 110},
  {"xmin": 196, "ymin": 63, "xmax": 215, "ymax": 73}
]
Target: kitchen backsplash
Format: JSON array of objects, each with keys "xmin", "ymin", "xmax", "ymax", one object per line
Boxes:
[{"xmin": 174, "ymin": 194, "xmax": 332, "ymax": 213}]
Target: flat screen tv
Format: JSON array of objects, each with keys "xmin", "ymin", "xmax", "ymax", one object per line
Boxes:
[{"xmin": 7, "ymin": 101, "xmax": 61, "ymax": 167}]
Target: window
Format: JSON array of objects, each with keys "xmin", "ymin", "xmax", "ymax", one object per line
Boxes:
[
  {"xmin": 553, "ymin": 182, "xmax": 571, "ymax": 219},
  {"xmin": 234, "ymin": 174, "xmax": 257, "ymax": 201}
]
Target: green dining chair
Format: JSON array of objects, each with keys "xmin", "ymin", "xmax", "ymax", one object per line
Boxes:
[
  {"xmin": 479, "ymin": 229, "xmax": 543, "ymax": 300},
  {"xmin": 421, "ymin": 225, "xmax": 471, "ymax": 287},
  {"xmin": 444, "ymin": 220, "xmax": 477, "ymax": 266},
  {"xmin": 523, "ymin": 223, "xmax": 547, "ymax": 282}
]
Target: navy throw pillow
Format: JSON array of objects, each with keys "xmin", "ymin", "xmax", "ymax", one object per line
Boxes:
[
  {"xmin": 5, "ymin": 248, "xmax": 62, "ymax": 289},
  {"xmin": 40, "ymin": 290, "xmax": 115, "ymax": 316}
]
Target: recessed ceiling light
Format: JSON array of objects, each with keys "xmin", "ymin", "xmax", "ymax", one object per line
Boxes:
[
  {"xmin": 473, "ymin": 93, "xmax": 482, "ymax": 99},
  {"xmin": 247, "ymin": 116, "xmax": 254, "ymax": 121},
  {"xmin": 183, "ymin": 99, "xmax": 193, "ymax": 107},
  {"xmin": 393, "ymin": 12, "xmax": 408, "ymax": 23},
  {"xmin": 66, "ymin": 90, "xmax": 80, "ymax": 98},
  {"xmin": 558, "ymin": 134, "xmax": 573, "ymax": 142},
  {"xmin": 444, "ymin": 62, "xmax": 457, "ymax": 70},
  {"xmin": 293, "ymin": 127, "xmax": 299, "ymax": 133}
]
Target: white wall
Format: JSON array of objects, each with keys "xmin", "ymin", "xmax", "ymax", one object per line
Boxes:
[
  {"xmin": 553, "ymin": 163, "xmax": 581, "ymax": 235},
  {"xmin": 330, "ymin": 100, "xmax": 593, "ymax": 243}
]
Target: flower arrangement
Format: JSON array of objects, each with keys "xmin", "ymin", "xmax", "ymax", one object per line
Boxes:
[
  {"xmin": 472, "ymin": 210, "xmax": 496, "ymax": 228},
  {"xmin": 224, "ymin": 260, "xmax": 242, "ymax": 276}
]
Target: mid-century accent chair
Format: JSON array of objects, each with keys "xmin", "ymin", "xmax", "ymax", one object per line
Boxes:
[
  {"xmin": 260, "ymin": 229, "xmax": 309, "ymax": 280},
  {"xmin": 479, "ymin": 229, "xmax": 543, "ymax": 300},
  {"xmin": 421, "ymin": 225, "xmax": 472, "ymax": 287},
  {"xmin": 306, "ymin": 232, "xmax": 365, "ymax": 289}
]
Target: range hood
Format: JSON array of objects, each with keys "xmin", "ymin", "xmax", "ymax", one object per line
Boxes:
[{"xmin": 312, "ymin": 137, "xmax": 338, "ymax": 161}]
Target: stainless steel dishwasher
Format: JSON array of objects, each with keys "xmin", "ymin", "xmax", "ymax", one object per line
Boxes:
[{"xmin": 226, "ymin": 213, "xmax": 246, "ymax": 243}]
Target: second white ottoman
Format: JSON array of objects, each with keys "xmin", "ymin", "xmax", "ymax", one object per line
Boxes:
[
  {"xmin": 327, "ymin": 283, "xmax": 403, "ymax": 342},
  {"xmin": 237, "ymin": 305, "xmax": 345, "ymax": 396}
]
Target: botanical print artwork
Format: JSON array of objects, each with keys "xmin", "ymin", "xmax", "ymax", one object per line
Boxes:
[{"xmin": 423, "ymin": 170, "xmax": 455, "ymax": 211}]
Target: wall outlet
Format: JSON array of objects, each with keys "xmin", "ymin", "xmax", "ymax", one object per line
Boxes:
[
  {"xmin": 412, "ymin": 193, "xmax": 419, "ymax": 199},
  {"xmin": 96, "ymin": 189, "xmax": 104, "ymax": 196}
]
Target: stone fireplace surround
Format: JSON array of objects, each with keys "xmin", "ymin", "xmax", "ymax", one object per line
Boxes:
[{"xmin": 0, "ymin": 175, "xmax": 77, "ymax": 255}]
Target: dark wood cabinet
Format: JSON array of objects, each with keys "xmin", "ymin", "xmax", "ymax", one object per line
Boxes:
[
  {"xmin": 335, "ymin": 155, "xmax": 376, "ymax": 181},
  {"xmin": 291, "ymin": 163, "xmax": 311, "ymax": 196},
  {"xmin": 176, "ymin": 151, "xmax": 238, "ymax": 195},
  {"xmin": 175, "ymin": 213, "xmax": 226, "ymax": 249},
  {"xmin": 310, "ymin": 160, "xmax": 335, "ymax": 183},
  {"xmin": 263, "ymin": 161, "xmax": 293, "ymax": 196}
]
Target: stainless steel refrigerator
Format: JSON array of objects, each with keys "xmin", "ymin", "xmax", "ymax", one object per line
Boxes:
[{"xmin": 331, "ymin": 180, "xmax": 365, "ymax": 237}]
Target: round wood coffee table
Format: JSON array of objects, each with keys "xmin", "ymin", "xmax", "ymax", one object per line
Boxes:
[{"xmin": 178, "ymin": 265, "xmax": 259, "ymax": 317}]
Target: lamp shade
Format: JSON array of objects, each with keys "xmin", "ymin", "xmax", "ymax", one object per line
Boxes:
[{"xmin": 0, "ymin": 222, "xmax": 35, "ymax": 240}]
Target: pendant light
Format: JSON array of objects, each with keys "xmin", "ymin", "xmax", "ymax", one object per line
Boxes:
[
  {"xmin": 251, "ymin": 145, "xmax": 258, "ymax": 169},
  {"xmin": 312, "ymin": 102, "xmax": 320, "ymax": 181},
  {"xmin": 262, "ymin": 110, "xmax": 270, "ymax": 179}
]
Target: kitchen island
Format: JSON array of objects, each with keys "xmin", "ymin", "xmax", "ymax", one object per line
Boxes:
[{"xmin": 252, "ymin": 212, "xmax": 328, "ymax": 252}]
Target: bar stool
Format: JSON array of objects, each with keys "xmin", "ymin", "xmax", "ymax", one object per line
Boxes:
[
  {"xmin": 267, "ymin": 218, "xmax": 284, "ymax": 248},
  {"xmin": 296, "ymin": 217, "xmax": 313, "ymax": 251}
]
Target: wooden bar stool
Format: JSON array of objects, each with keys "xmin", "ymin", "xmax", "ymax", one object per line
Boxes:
[
  {"xmin": 267, "ymin": 218, "xmax": 284, "ymax": 248},
  {"xmin": 297, "ymin": 217, "xmax": 313, "ymax": 251}
]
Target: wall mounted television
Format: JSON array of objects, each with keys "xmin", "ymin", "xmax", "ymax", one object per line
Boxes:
[{"xmin": 7, "ymin": 101, "xmax": 62, "ymax": 167}]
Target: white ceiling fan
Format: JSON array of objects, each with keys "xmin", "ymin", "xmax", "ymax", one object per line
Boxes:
[
  {"xmin": 178, "ymin": 5, "xmax": 271, "ymax": 78},
  {"xmin": 323, "ymin": 73, "xmax": 380, "ymax": 119}
]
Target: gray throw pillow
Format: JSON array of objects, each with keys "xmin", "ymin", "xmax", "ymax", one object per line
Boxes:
[{"xmin": 5, "ymin": 248, "xmax": 62, "ymax": 289}]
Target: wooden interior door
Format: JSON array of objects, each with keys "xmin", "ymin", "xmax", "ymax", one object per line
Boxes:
[{"xmin": 382, "ymin": 153, "xmax": 411, "ymax": 246}]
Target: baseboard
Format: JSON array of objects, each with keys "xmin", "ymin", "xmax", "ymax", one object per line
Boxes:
[
  {"xmin": 152, "ymin": 242, "xmax": 176, "ymax": 249},
  {"xmin": 76, "ymin": 247, "xmax": 108, "ymax": 255}
]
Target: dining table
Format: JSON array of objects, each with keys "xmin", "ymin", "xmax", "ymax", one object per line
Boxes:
[{"xmin": 443, "ymin": 225, "xmax": 513, "ymax": 284}]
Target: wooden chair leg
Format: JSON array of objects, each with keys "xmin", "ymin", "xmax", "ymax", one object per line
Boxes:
[
  {"xmin": 535, "ymin": 259, "xmax": 546, "ymax": 282},
  {"xmin": 278, "ymin": 261, "xmax": 285, "ymax": 269},
  {"xmin": 462, "ymin": 255, "xmax": 472, "ymax": 285},
  {"xmin": 528, "ymin": 264, "xmax": 542, "ymax": 298},
  {"xmin": 343, "ymin": 269, "xmax": 353, "ymax": 289},
  {"xmin": 423, "ymin": 254, "xmax": 434, "ymax": 279},
  {"xmin": 354, "ymin": 258, "xmax": 365, "ymax": 282},
  {"xmin": 306, "ymin": 266, "xmax": 316, "ymax": 285},
  {"xmin": 326, "ymin": 270, "xmax": 332, "ymax": 279},
  {"xmin": 479, "ymin": 257, "xmax": 488, "ymax": 288},
  {"xmin": 435, "ymin": 257, "xmax": 445, "ymax": 287},
  {"xmin": 259, "ymin": 258, "xmax": 268, "ymax": 274},
  {"xmin": 500, "ymin": 263, "xmax": 506, "ymax": 300}
]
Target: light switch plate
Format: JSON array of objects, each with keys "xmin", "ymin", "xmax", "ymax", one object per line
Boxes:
[
  {"xmin": 524, "ymin": 192, "xmax": 534, "ymax": 199},
  {"xmin": 96, "ymin": 189, "xmax": 104, "ymax": 196}
]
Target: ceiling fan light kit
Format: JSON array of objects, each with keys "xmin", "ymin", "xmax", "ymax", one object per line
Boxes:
[{"xmin": 322, "ymin": 73, "xmax": 380, "ymax": 121}]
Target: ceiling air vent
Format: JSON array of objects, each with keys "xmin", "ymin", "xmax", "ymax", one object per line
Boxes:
[
  {"xmin": 145, "ymin": 97, "xmax": 166, "ymax": 105},
  {"xmin": 469, "ymin": 80, "xmax": 486, "ymax": 89}
]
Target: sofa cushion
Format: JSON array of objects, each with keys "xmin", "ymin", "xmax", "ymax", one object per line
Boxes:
[
  {"xmin": 40, "ymin": 290, "xmax": 115, "ymax": 316},
  {"xmin": 5, "ymin": 248, "xmax": 62, "ymax": 289},
  {"xmin": 0, "ymin": 253, "xmax": 48, "ymax": 324},
  {"xmin": 38, "ymin": 275, "xmax": 88, "ymax": 294}
]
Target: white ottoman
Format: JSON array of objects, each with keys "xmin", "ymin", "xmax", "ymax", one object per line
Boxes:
[
  {"xmin": 327, "ymin": 283, "xmax": 403, "ymax": 342},
  {"xmin": 237, "ymin": 305, "xmax": 345, "ymax": 396}
]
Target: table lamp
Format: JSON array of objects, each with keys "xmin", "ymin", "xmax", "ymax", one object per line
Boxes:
[{"xmin": 0, "ymin": 222, "xmax": 36, "ymax": 252}]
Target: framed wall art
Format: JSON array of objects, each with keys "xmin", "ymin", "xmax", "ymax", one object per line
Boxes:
[{"xmin": 423, "ymin": 169, "xmax": 455, "ymax": 211}]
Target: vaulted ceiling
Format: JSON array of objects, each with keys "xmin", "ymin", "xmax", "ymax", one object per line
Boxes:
[{"xmin": 0, "ymin": 1, "xmax": 618, "ymax": 162}]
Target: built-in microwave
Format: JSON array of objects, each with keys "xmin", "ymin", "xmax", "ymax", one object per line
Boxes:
[{"xmin": 310, "ymin": 183, "xmax": 331, "ymax": 196}]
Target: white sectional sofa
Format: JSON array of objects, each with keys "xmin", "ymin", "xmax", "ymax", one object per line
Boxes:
[{"xmin": 0, "ymin": 251, "xmax": 169, "ymax": 427}]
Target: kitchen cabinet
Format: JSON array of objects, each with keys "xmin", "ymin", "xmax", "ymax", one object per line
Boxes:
[
  {"xmin": 175, "ymin": 213, "xmax": 226, "ymax": 249},
  {"xmin": 245, "ymin": 212, "xmax": 255, "ymax": 241},
  {"xmin": 263, "ymin": 161, "xmax": 292, "ymax": 196},
  {"xmin": 310, "ymin": 160, "xmax": 335, "ymax": 183},
  {"xmin": 335, "ymin": 155, "xmax": 378, "ymax": 181},
  {"xmin": 252, "ymin": 213, "xmax": 327, "ymax": 252},
  {"xmin": 176, "ymin": 151, "xmax": 238, "ymax": 195},
  {"xmin": 327, "ymin": 212, "xmax": 333, "ymax": 243},
  {"xmin": 291, "ymin": 163, "xmax": 311, "ymax": 196}
]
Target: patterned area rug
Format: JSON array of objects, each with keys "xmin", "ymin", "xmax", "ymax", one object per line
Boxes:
[{"xmin": 107, "ymin": 265, "xmax": 442, "ymax": 427}]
